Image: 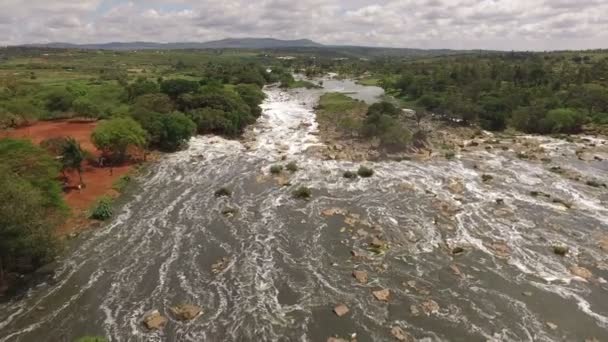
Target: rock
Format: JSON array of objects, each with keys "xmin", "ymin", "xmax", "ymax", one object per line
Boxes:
[
  {"xmin": 356, "ymin": 229, "xmax": 369, "ymax": 237},
  {"xmin": 391, "ymin": 326, "xmax": 413, "ymax": 341},
  {"xmin": 481, "ymin": 174, "xmax": 493, "ymax": 182},
  {"xmin": 142, "ymin": 310, "xmax": 168, "ymax": 330},
  {"xmin": 36, "ymin": 306, "xmax": 45, "ymax": 311},
  {"xmin": 489, "ymin": 242, "xmax": 511, "ymax": 258},
  {"xmin": 372, "ymin": 288, "xmax": 390, "ymax": 302},
  {"xmin": 352, "ymin": 270, "xmax": 368, "ymax": 284},
  {"xmin": 420, "ymin": 299, "xmax": 440, "ymax": 316},
  {"xmin": 370, "ymin": 237, "xmax": 386, "ymax": 249},
  {"xmin": 522, "ymin": 291, "xmax": 533, "ymax": 297},
  {"xmin": 322, "ymin": 208, "xmax": 348, "ymax": 217},
  {"xmin": 495, "ymin": 198, "xmax": 505, "ymax": 205},
  {"xmin": 333, "ymin": 304, "xmax": 349, "ymax": 317},
  {"xmin": 570, "ymin": 266, "xmax": 593, "ymax": 280},
  {"xmin": 553, "ymin": 245, "xmax": 569, "ymax": 256},
  {"xmin": 546, "ymin": 322, "xmax": 558, "ymax": 330},
  {"xmin": 212, "ymin": 257, "xmax": 231, "ymax": 274},
  {"xmin": 599, "ymin": 237, "xmax": 608, "ymax": 251},
  {"xmin": 170, "ymin": 304, "xmax": 202, "ymax": 321}
]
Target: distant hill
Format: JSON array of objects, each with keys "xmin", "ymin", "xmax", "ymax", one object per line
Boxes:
[{"xmin": 22, "ymin": 38, "xmax": 324, "ymax": 50}]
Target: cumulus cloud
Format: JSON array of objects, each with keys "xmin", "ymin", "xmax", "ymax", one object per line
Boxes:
[{"xmin": 0, "ymin": 0, "xmax": 606, "ymax": 50}]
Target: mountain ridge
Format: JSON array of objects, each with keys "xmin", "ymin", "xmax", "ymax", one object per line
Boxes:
[{"xmin": 21, "ymin": 38, "xmax": 324, "ymax": 50}]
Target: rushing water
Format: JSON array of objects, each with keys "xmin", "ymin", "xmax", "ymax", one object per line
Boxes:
[{"xmin": 1, "ymin": 81, "xmax": 608, "ymax": 342}]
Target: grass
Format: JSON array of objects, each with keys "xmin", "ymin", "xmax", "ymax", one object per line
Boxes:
[
  {"xmin": 357, "ymin": 166, "xmax": 374, "ymax": 178},
  {"xmin": 270, "ymin": 164, "xmax": 283, "ymax": 174},
  {"xmin": 112, "ymin": 174, "xmax": 132, "ymax": 192},
  {"xmin": 89, "ymin": 196, "xmax": 113, "ymax": 221},
  {"xmin": 343, "ymin": 170, "xmax": 358, "ymax": 179},
  {"xmin": 292, "ymin": 186, "xmax": 312, "ymax": 199},
  {"xmin": 285, "ymin": 161, "xmax": 298, "ymax": 172}
]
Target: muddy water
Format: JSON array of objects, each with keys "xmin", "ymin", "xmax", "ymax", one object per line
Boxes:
[{"xmin": 1, "ymin": 83, "xmax": 607, "ymax": 342}]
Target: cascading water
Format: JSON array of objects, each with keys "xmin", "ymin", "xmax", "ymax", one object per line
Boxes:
[{"xmin": 1, "ymin": 82, "xmax": 607, "ymax": 341}]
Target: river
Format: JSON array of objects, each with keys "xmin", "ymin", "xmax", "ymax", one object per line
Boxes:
[{"xmin": 1, "ymin": 80, "xmax": 607, "ymax": 341}]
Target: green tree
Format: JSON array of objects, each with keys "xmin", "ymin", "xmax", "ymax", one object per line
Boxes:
[
  {"xmin": 45, "ymin": 88, "xmax": 75, "ymax": 112},
  {"xmin": 91, "ymin": 118, "xmax": 148, "ymax": 162},
  {"xmin": 133, "ymin": 93, "xmax": 174, "ymax": 114},
  {"xmin": 62, "ymin": 138, "xmax": 87, "ymax": 186},
  {"xmin": 126, "ymin": 78, "xmax": 159, "ymax": 101},
  {"xmin": 160, "ymin": 79, "xmax": 199, "ymax": 99}
]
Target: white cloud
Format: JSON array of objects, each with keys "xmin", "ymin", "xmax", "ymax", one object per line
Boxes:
[{"xmin": 0, "ymin": 0, "xmax": 606, "ymax": 50}]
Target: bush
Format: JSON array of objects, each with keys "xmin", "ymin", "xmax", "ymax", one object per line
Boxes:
[
  {"xmin": 270, "ymin": 165, "xmax": 283, "ymax": 174},
  {"xmin": 160, "ymin": 79, "xmax": 199, "ymax": 99},
  {"xmin": 90, "ymin": 197, "xmax": 113, "ymax": 221},
  {"xmin": 357, "ymin": 166, "xmax": 374, "ymax": 178},
  {"xmin": 214, "ymin": 187, "xmax": 231, "ymax": 197},
  {"xmin": 285, "ymin": 161, "xmax": 298, "ymax": 172},
  {"xmin": 293, "ymin": 186, "xmax": 312, "ymax": 199},
  {"xmin": 132, "ymin": 111, "xmax": 195, "ymax": 152},
  {"xmin": 445, "ymin": 151, "xmax": 456, "ymax": 160},
  {"xmin": 343, "ymin": 171, "xmax": 358, "ymax": 179}
]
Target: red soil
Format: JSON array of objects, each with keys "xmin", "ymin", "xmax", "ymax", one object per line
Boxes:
[{"xmin": 0, "ymin": 120, "xmax": 134, "ymax": 235}]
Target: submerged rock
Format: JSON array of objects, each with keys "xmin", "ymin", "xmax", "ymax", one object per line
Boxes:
[
  {"xmin": 333, "ymin": 303, "xmax": 349, "ymax": 317},
  {"xmin": 142, "ymin": 310, "xmax": 168, "ymax": 330},
  {"xmin": 570, "ymin": 266, "xmax": 593, "ymax": 280},
  {"xmin": 372, "ymin": 288, "xmax": 390, "ymax": 302},
  {"xmin": 170, "ymin": 304, "xmax": 202, "ymax": 321},
  {"xmin": 322, "ymin": 207, "xmax": 348, "ymax": 217}
]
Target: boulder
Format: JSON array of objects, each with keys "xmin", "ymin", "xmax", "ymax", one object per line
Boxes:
[
  {"xmin": 372, "ymin": 289, "xmax": 390, "ymax": 302},
  {"xmin": 170, "ymin": 304, "xmax": 202, "ymax": 321},
  {"xmin": 333, "ymin": 304, "xmax": 349, "ymax": 317},
  {"xmin": 142, "ymin": 310, "xmax": 168, "ymax": 330},
  {"xmin": 352, "ymin": 270, "xmax": 368, "ymax": 284}
]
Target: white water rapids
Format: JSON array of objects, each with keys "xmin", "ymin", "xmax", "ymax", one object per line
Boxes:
[{"xmin": 0, "ymin": 83, "xmax": 607, "ymax": 341}]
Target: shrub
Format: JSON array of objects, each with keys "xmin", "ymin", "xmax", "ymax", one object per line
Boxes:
[
  {"xmin": 357, "ymin": 166, "xmax": 374, "ymax": 178},
  {"xmin": 270, "ymin": 165, "xmax": 283, "ymax": 174},
  {"xmin": 343, "ymin": 171, "xmax": 358, "ymax": 179},
  {"xmin": 445, "ymin": 151, "xmax": 456, "ymax": 160},
  {"xmin": 285, "ymin": 161, "xmax": 298, "ymax": 172},
  {"xmin": 113, "ymin": 175, "xmax": 132, "ymax": 192},
  {"xmin": 90, "ymin": 197, "xmax": 113, "ymax": 221},
  {"xmin": 481, "ymin": 174, "xmax": 493, "ymax": 182},
  {"xmin": 293, "ymin": 186, "xmax": 312, "ymax": 199},
  {"xmin": 214, "ymin": 187, "xmax": 231, "ymax": 197}
]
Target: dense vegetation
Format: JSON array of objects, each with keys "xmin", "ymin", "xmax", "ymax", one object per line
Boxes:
[
  {"xmin": 0, "ymin": 139, "xmax": 66, "ymax": 288},
  {"xmin": 375, "ymin": 52, "xmax": 608, "ymax": 134}
]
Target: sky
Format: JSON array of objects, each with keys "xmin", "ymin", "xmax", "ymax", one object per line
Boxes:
[{"xmin": 0, "ymin": 0, "xmax": 607, "ymax": 51}]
